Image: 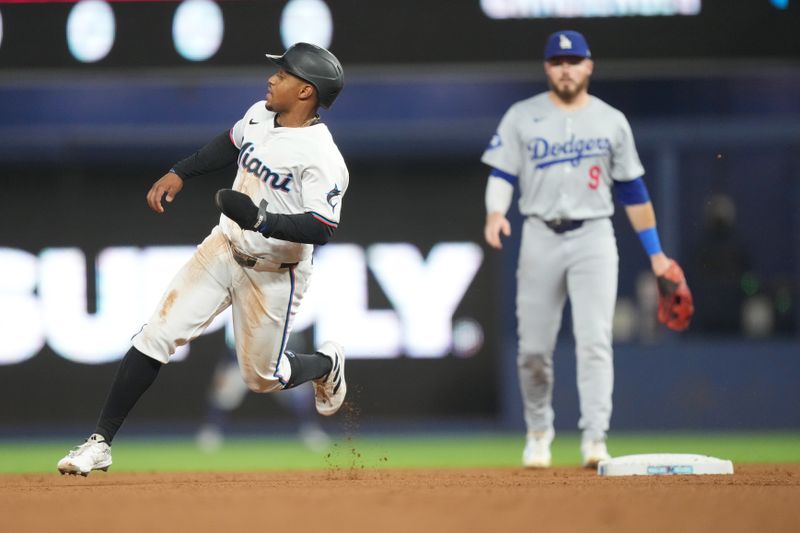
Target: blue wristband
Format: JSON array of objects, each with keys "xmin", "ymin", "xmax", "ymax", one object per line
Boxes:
[{"xmin": 638, "ymin": 227, "xmax": 663, "ymax": 256}]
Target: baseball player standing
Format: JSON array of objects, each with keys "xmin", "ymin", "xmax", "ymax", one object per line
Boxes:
[
  {"xmin": 482, "ymin": 31, "xmax": 690, "ymax": 468},
  {"xmin": 58, "ymin": 43, "xmax": 348, "ymax": 476}
]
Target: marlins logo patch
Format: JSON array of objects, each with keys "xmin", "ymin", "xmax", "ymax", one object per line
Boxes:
[{"xmin": 327, "ymin": 184, "xmax": 342, "ymax": 209}]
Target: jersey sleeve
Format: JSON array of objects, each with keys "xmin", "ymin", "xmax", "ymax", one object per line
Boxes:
[
  {"xmin": 480, "ymin": 104, "xmax": 523, "ymax": 176},
  {"xmin": 229, "ymin": 101, "xmax": 266, "ymax": 149},
  {"xmin": 301, "ymin": 160, "xmax": 348, "ymax": 229},
  {"xmin": 610, "ymin": 113, "xmax": 645, "ymax": 182}
]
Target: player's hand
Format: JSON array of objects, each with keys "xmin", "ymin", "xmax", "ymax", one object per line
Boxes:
[
  {"xmin": 650, "ymin": 252, "xmax": 671, "ymax": 276},
  {"xmin": 484, "ymin": 212, "xmax": 511, "ymax": 250},
  {"xmin": 147, "ymin": 172, "xmax": 184, "ymax": 213}
]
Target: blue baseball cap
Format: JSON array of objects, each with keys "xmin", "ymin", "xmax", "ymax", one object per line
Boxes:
[{"xmin": 544, "ymin": 30, "xmax": 591, "ymax": 60}]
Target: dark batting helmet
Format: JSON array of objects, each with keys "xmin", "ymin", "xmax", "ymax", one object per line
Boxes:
[{"xmin": 265, "ymin": 42, "xmax": 344, "ymax": 109}]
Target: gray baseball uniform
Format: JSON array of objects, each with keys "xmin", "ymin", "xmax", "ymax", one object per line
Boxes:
[{"xmin": 482, "ymin": 92, "xmax": 644, "ymax": 442}]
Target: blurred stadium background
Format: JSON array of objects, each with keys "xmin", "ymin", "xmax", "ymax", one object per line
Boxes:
[{"xmin": 0, "ymin": 0, "xmax": 799, "ymax": 472}]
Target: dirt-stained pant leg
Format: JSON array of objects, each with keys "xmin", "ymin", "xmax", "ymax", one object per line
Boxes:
[
  {"xmin": 567, "ymin": 219, "xmax": 618, "ymax": 442},
  {"xmin": 516, "ymin": 218, "xmax": 569, "ymax": 434},
  {"xmin": 133, "ymin": 228, "xmax": 234, "ymax": 363},
  {"xmin": 230, "ymin": 257, "xmax": 312, "ymax": 393}
]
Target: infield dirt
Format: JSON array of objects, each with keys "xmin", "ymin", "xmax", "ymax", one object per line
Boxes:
[{"xmin": 3, "ymin": 465, "xmax": 799, "ymax": 533}]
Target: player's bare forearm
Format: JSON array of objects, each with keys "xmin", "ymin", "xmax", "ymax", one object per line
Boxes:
[
  {"xmin": 623, "ymin": 202, "xmax": 656, "ymax": 231},
  {"xmin": 624, "ymin": 202, "xmax": 670, "ymax": 275},
  {"xmin": 146, "ymin": 172, "xmax": 184, "ymax": 214},
  {"xmin": 484, "ymin": 211, "xmax": 511, "ymax": 250}
]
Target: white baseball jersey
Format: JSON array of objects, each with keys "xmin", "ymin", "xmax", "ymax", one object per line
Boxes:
[
  {"xmin": 223, "ymin": 101, "xmax": 349, "ymax": 263},
  {"xmin": 481, "ymin": 93, "xmax": 644, "ymax": 221},
  {"xmin": 133, "ymin": 101, "xmax": 348, "ymax": 394}
]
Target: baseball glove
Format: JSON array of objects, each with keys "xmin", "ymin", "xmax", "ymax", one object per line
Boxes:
[{"xmin": 656, "ymin": 259, "xmax": 694, "ymax": 331}]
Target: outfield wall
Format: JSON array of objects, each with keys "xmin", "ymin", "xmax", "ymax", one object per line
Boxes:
[{"xmin": 0, "ymin": 68, "xmax": 798, "ymax": 432}]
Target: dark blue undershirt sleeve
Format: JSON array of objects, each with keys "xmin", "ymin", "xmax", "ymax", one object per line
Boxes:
[
  {"xmin": 171, "ymin": 131, "xmax": 240, "ymax": 180},
  {"xmin": 262, "ymin": 212, "xmax": 335, "ymax": 245},
  {"xmin": 613, "ymin": 176, "xmax": 650, "ymax": 205}
]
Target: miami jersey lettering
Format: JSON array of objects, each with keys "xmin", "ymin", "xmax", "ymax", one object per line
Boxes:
[
  {"xmin": 224, "ymin": 101, "xmax": 349, "ymax": 263},
  {"xmin": 237, "ymin": 142, "xmax": 293, "ymax": 192}
]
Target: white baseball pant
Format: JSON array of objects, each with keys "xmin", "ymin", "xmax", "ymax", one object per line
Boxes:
[{"xmin": 133, "ymin": 225, "xmax": 312, "ymax": 393}]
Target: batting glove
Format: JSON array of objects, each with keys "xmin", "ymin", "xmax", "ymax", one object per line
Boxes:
[{"xmin": 215, "ymin": 189, "xmax": 269, "ymax": 233}]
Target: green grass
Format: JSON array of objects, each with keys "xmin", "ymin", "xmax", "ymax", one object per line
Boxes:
[{"xmin": 1, "ymin": 432, "xmax": 799, "ymax": 474}]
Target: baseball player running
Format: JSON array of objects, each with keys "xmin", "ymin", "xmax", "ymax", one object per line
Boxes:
[
  {"xmin": 482, "ymin": 31, "xmax": 692, "ymax": 468},
  {"xmin": 58, "ymin": 43, "xmax": 349, "ymax": 476}
]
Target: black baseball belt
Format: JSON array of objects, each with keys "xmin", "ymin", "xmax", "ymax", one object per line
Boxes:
[{"xmin": 542, "ymin": 217, "xmax": 585, "ymax": 234}]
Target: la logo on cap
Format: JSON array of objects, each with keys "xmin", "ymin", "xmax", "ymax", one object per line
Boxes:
[{"xmin": 559, "ymin": 34, "xmax": 573, "ymax": 50}]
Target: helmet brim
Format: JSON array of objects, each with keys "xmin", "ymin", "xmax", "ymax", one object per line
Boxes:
[
  {"xmin": 265, "ymin": 53, "xmax": 286, "ymax": 67},
  {"xmin": 265, "ymin": 53, "xmax": 309, "ymax": 83}
]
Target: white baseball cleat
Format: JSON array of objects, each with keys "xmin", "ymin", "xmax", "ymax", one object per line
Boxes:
[
  {"xmin": 57, "ymin": 434, "xmax": 112, "ymax": 476},
  {"xmin": 313, "ymin": 341, "xmax": 346, "ymax": 416},
  {"xmin": 581, "ymin": 439, "xmax": 611, "ymax": 468},
  {"xmin": 522, "ymin": 429, "xmax": 554, "ymax": 468}
]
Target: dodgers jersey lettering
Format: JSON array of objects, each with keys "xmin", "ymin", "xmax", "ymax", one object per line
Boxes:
[
  {"xmin": 224, "ymin": 101, "xmax": 349, "ymax": 263},
  {"xmin": 482, "ymin": 93, "xmax": 644, "ymax": 221}
]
